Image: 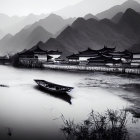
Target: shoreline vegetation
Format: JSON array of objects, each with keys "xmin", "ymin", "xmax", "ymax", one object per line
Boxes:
[{"xmin": 61, "ymin": 109, "xmax": 129, "ymax": 140}]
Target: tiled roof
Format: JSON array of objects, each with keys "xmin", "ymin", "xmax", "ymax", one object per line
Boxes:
[
  {"xmin": 67, "ymin": 54, "xmax": 79, "ymax": 59},
  {"xmin": 98, "ymin": 46, "xmax": 115, "ymax": 53},
  {"xmin": 33, "ymin": 46, "xmax": 46, "ymax": 53},
  {"xmin": 47, "ymin": 50, "xmax": 62, "ymax": 55},
  {"xmin": 79, "ymin": 48, "xmax": 98, "ymax": 56}
]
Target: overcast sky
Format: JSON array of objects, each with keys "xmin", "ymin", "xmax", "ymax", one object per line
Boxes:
[{"xmin": 0, "ymin": 0, "xmax": 139, "ymax": 16}]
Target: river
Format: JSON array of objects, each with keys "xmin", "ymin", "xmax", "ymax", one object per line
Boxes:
[{"xmin": 0, "ymin": 65, "xmax": 140, "ymax": 140}]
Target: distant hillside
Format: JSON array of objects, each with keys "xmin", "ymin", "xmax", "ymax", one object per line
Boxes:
[
  {"xmin": 26, "ymin": 14, "xmax": 75, "ymax": 35},
  {"xmin": 1, "ymin": 8, "xmax": 140, "ymax": 56},
  {"xmin": 111, "ymin": 12, "xmax": 123, "ymax": 23},
  {"xmin": 0, "ymin": 13, "xmax": 47, "ymax": 35},
  {"xmin": 129, "ymin": 44, "xmax": 140, "ymax": 53},
  {"xmin": 0, "ymin": 26, "xmax": 52, "ymax": 55},
  {"xmin": 0, "ymin": 13, "xmax": 75, "ymax": 55},
  {"xmin": 38, "ymin": 8, "xmax": 140, "ymax": 56},
  {"xmin": 119, "ymin": 8, "xmax": 140, "ymax": 35},
  {"xmin": 0, "ymin": 29, "xmax": 5, "ymax": 40},
  {"xmin": 96, "ymin": 0, "xmax": 140, "ymax": 19},
  {"xmin": 55, "ymin": 0, "xmax": 126, "ymax": 18},
  {"xmin": 0, "ymin": 34, "xmax": 13, "ymax": 46},
  {"xmin": 84, "ymin": 14, "xmax": 98, "ymax": 20}
]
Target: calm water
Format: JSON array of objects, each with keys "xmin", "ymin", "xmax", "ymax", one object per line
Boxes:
[{"xmin": 0, "ymin": 65, "xmax": 140, "ymax": 140}]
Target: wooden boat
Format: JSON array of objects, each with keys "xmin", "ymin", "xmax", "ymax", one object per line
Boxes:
[{"xmin": 34, "ymin": 80, "xmax": 73, "ymax": 94}]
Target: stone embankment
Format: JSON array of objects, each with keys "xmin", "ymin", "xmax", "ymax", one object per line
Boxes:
[{"xmin": 43, "ymin": 64, "xmax": 140, "ymax": 75}]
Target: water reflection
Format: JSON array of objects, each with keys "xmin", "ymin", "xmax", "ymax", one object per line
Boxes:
[{"xmin": 34, "ymin": 86, "xmax": 72, "ymax": 104}]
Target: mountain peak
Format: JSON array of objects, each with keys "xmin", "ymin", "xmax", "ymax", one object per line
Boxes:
[
  {"xmin": 3, "ymin": 33, "xmax": 13, "ymax": 39},
  {"xmin": 111, "ymin": 12, "xmax": 123, "ymax": 23},
  {"xmin": 72, "ymin": 18, "xmax": 86, "ymax": 28},
  {"xmin": 124, "ymin": 8, "xmax": 138, "ymax": 15},
  {"xmin": 122, "ymin": 0, "xmax": 139, "ymax": 5},
  {"xmin": 33, "ymin": 26, "xmax": 45, "ymax": 31},
  {"xmin": 121, "ymin": 8, "xmax": 140, "ymax": 22},
  {"xmin": 119, "ymin": 8, "xmax": 140, "ymax": 34},
  {"xmin": 47, "ymin": 13, "xmax": 63, "ymax": 20},
  {"xmin": 84, "ymin": 13, "xmax": 98, "ymax": 20},
  {"xmin": 96, "ymin": 0, "xmax": 140, "ymax": 19},
  {"xmin": 36, "ymin": 41, "xmax": 44, "ymax": 46},
  {"xmin": 60, "ymin": 26, "xmax": 73, "ymax": 34},
  {"xmin": 31, "ymin": 26, "xmax": 52, "ymax": 36}
]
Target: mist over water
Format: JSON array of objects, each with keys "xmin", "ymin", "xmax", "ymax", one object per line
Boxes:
[{"xmin": 0, "ymin": 65, "xmax": 140, "ymax": 140}]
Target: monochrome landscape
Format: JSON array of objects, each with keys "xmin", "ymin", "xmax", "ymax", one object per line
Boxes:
[{"xmin": 0, "ymin": 0, "xmax": 140, "ymax": 140}]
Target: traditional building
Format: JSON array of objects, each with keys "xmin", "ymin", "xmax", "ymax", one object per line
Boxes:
[
  {"xmin": 55, "ymin": 57, "xmax": 65, "ymax": 64},
  {"xmin": 87, "ymin": 54, "xmax": 123, "ymax": 67},
  {"xmin": 19, "ymin": 47, "xmax": 48, "ymax": 63},
  {"xmin": 78, "ymin": 48, "xmax": 99, "ymax": 61},
  {"xmin": 108, "ymin": 50, "xmax": 132, "ymax": 62},
  {"xmin": 98, "ymin": 46, "xmax": 115, "ymax": 54},
  {"xmin": 131, "ymin": 53, "xmax": 140, "ymax": 67},
  {"xmin": 67, "ymin": 46, "xmax": 132, "ymax": 67},
  {"xmin": 0, "ymin": 55, "xmax": 10, "ymax": 64},
  {"xmin": 88, "ymin": 55, "xmax": 112, "ymax": 66},
  {"xmin": 67, "ymin": 54, "xmax": 79, "ymax": 64},
  {"xmin": 33, "ymin": 47, "xmax": 47, "ymax": 62},
  {"xmin": 47, "ymin": 50, "xmax": 62, "ymax": 62}
]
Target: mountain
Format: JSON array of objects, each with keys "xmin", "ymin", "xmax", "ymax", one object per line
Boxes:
[
  {"xmin": 119, "ymin": 8, "xmax": 140, "ymax": 35},
  {"xmin": 0, "ymin": 29, "xmax": 5, "ymax": 39},
  {"xmin": 84, "ymin": 14, "xmax": 98, "ymax": 20},
  {"xmin": 96, "ymin": 0, "xmax": 140, "ymax": 19},
  {"xmin": 0, "ymin": 14, "xmax": 24, "ymax": 35},
  {"xmin": 111, "ymin": 12, "xmax": 123, "ymax": 23},
  {"xmin": 25, "ymin": 14, "xmax": 75, "ymax": 35},
  {"xmin": 7, "ymin": 14, "xmax": 48, "ymax": 35},
  {"xmin": 0, "ymin": 13, "xmax": 75, "ymax": 55},
  {"xmin": 129, "ymin": 44, "xmax": 140, "ymax": 53},
  {"xmin": 1, "ymin": 8, "xmax": 140, "ymax": 56},
  {"xmin": 25, "ymin": 26, "xmax": 52, "ymax": 48},
  {"xmin": 42, "ymin": 38, "xmax": 68, "ymax": 54},
  {"xmin": 0, "ymin": 26, "xmax": 52, "ymax": 55},
  {"xmin": 55, "ymin": 0, "xmax": 125, "ymax": 18},
  {"xmin": 0, "ymin": 13, "xmax": 47, "ymax": 35},
  {"xmin": 38, "ymin": 8, "xmax": 140, "ymax": 56},
  {"xmin": 0, "ymin": 34, "xmax": 13, "ymax": 46}
]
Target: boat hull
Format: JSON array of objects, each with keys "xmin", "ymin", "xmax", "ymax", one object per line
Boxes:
[{"xmin": 34, "ymin": 80, "xmax": 73, "ymax": 94}]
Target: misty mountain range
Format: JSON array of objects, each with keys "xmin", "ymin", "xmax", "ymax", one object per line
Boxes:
[
  {"xmin": 55, "ymin": 0, "xmax": 140, "ymax": 18},
  {"xmin": 0, "ymin": 0, "xmax": 140, "ymax": 55},
  {"xmin": 96, "ymin": 0, "xmax": 140, "ymax": 19},
  {"xmin": 0, "ymin": 13, "xmax": 48, "ymax": 38},
  {"xmin": 0, "ymin": 14, "xmax": 75, "ymax": 55},
  {"xmin": 37, "ymin": 8, "xmax": 140, "ymax": 56}
]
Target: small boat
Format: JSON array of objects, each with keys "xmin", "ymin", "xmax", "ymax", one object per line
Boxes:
[{"xmin": 34, "ymin": 80, "xmax": 74, "ymax": 94}]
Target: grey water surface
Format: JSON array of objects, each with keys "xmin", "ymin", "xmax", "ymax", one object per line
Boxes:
[{"xmin": 0, "ymin": 65, "xmax": 140, "ymax": 140}]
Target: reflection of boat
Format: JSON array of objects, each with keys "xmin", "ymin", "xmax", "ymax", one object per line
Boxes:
[
  {"xmin": 34, "ymin": 80, "xmax": 73, "ymax": 94},
  {"xmin": 35, "ymin": 85, "xmax": 72, "ymax": 104}
]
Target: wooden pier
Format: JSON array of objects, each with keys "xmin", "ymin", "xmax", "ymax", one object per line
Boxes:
[{"xmin": 43, "ymin": 64, "xmax": 140, "ymax": 75}]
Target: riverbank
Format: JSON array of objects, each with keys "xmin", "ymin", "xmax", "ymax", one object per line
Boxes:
[{"xmin": 43, "ymin": 64, "xmax": 140, "ymax": 75}]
